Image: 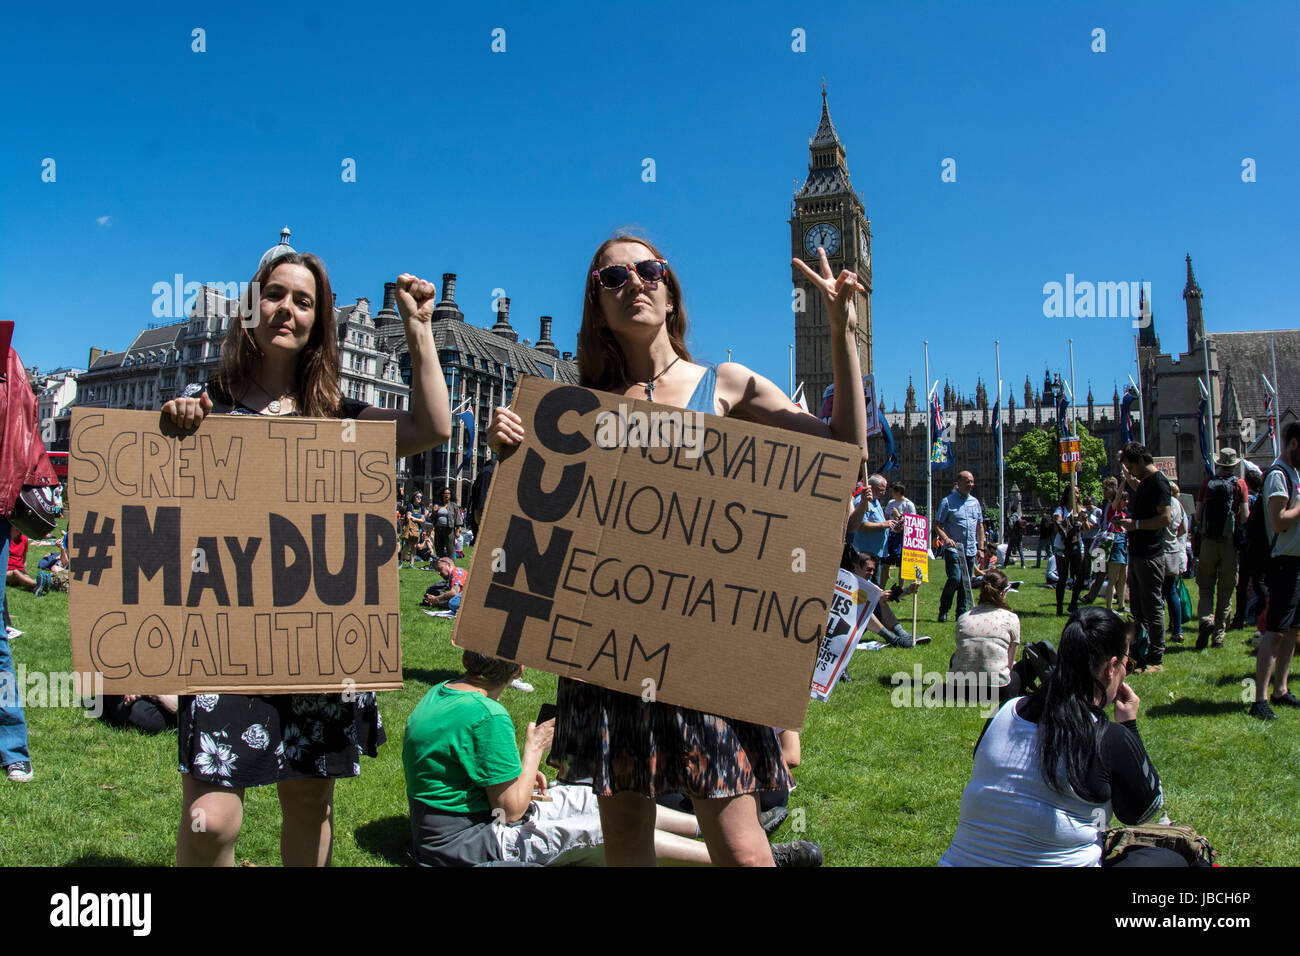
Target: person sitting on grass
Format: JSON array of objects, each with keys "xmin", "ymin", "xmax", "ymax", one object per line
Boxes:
[
  {"xmin": 422, "ymin": 557, "xmax": 466, "ymax": 611},
  {"xmin": 5, "ymin": 527, "xmax": 50, "ymax": 595},
  {"xmin": 98, "ymin": 694, "xmax": 180, "ymax": 734},
  {"xmin": 940, "ymin": 607, "xmax": 1179, "ymax": 867},
  {"xmin": 402, "ymin": 651, "xmax": 823, "ymax": 866},
  {"xmin": 852, "ymin": 550, "xmax": 931, "ymax": 648},
  {"xmin": 413, "ymin": 530, "xmax": 435, "ymax": 567},
  {"xmin": 949, "ymin": 569, "xmax": 1021, "ymax": 701}
]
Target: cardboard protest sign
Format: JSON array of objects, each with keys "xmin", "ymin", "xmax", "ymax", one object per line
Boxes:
[
  {"xmin": 1153, "ymin": 456, "xmax": 1178, "ymax": 481},
  {"xmin": 452, "ymin": 377, "xmax": 857, "ymax": 729},
  {"xmin": 810, "ymin": 569, "xmax": 882, "ymax": 701},
  {"xmin": 67, "ymin": 409, "xmax": 401, "ymax": 695},
  {"xmin": 900, "ymin": 514, "xmax": 929, "ymax": 584},
  {"xmin": 1059, "ymin": 436, "xmax": 1082, "ymax": 474}
]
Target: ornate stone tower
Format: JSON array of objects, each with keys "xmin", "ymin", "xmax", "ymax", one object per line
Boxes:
[{"xmin": 790, "ymin": 82, "xmax": 872, "ymax": 405}]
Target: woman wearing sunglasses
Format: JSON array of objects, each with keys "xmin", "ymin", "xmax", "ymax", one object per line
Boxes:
[{"xmin": 488, "ymin": 234, "xmax": 866, "ymax": 865}]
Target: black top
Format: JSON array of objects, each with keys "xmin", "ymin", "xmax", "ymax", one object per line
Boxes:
[
  {"xmin": 976, "ymin": 693, "xmax": 1164, "ymax": 825},
  {"xmin": 185, "ymin": 380, "xmax": 368, "ymax": 421},
  {"xmin": 1128, "ymin": 470, "xmax": 1172, "ymax": 558}
]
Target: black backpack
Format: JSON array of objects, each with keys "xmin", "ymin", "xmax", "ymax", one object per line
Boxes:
[
  {"xmin": 1200, "ymin": 476, "xmax": 1237, "ymax": 540},
  {"xmin": 1243, "ymin": 465, "xmax": 1295, "ymax": 571}
]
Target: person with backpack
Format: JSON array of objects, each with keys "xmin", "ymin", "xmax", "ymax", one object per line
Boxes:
[
  {"xmin": 1230, "ymin": 468, "xmax": 1265, "ymax": 630},
  {"xmin": 1193, "ymin": 448, "xmax": 1250, "ymax": 649},
  {"xmin": 1250, "ymin": 422, "xmax": 1300, "ymax": 720}
]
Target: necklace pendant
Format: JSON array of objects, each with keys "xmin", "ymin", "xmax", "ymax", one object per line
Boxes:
[
  {"xmin": 268, "ymin": 400, "xmax": 281, "ymax": 414},
  {"xmin": 644, "ymin": 383, "xmax": 655, "ymax": 401}
]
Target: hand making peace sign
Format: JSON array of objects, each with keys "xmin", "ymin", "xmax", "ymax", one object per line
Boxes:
[{"xmin": 791, "ymin": 245, "xmax": 865, "ymax": 336}]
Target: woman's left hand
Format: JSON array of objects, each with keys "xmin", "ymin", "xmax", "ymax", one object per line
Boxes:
[
  {"xmin": 395, "ymin": 274, "xmax": 439, "ymax": 326},
  {"xmin": 792, "ymin": 246, "xmax": 864, "ymax": 336}
]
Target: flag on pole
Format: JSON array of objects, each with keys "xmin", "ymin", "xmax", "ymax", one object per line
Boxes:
[
  {"xmin": 792, "ymin": 382, "xmax": 809, "ymax": 414},
  {"xmin": 1056, "ymin": 394, "xmax": 1070, "ymax": 438},
  {"xmin": 1197, "ymin": 396, "xmax": 1214, "ymax": 477},
  {"xmin": 930, "ymin": 393, "xmax": 950, "ymax": 470},
  {"xmin": 880, "ymin": 412, "xmax": 898, "ymax": 472},
  {"xmin": 992, "ymin": 398, "xmax": 1003, "ymax": 472},
  {"xmin": 1266, "ymin": 393, "xmax": 1276, "ymax": 444},
  {"xmin": 1120, "ymin": 388, "xmax": 1136, "ymax": 444}
]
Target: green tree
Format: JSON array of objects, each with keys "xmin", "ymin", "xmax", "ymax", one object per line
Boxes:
[{"xmin": 1004, "ymin": 422, "xmax": 1106, "ymax": 506}]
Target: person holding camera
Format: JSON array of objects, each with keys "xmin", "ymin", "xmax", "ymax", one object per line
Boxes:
[{"xmin": 941, "ymin": 607, "xmax": 1167, "ymax": 866}]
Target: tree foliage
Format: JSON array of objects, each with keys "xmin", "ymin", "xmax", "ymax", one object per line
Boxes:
[{"xmin": 1004, "ymin": 422, "xmax": 1106, "ymax": 507}]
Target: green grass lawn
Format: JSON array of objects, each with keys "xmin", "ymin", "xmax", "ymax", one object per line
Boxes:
[{"xmin": 1, "ymin": 529, "xmax": 1295, "ymax": 866}]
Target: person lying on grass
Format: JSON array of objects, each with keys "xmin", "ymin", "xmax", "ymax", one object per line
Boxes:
[{"xmin": 402, "ymin": 651, "xmax": 822, "ymax": 866}]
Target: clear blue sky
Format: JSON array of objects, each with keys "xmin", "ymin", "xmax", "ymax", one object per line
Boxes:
[{"xmin": 2, "ymin": 0, "xmax": 1296, "ymax": 413}]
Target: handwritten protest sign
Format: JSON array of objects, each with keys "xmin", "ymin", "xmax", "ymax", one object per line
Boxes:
[
  {"xmin": 1152, "ymin": 456, "xmax": 1178, "ymax": 481},
  {"xmin": 810, "ymin": 569, "xmax": 882, "ymax": 701},
  {"xmin": 900, "ymin": 514, "xmax": 929, "ymax": 584},
  {"xmin": 67, "ymin": 409, "xmax": 401, "ymax": 694},
  {"xmin": 452, "ymin": 377, "xmax": 857, "ymax": 729}
]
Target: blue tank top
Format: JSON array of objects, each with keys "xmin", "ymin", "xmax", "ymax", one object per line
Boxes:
[{"xmin": 684, "ymin": 365, "xmax": 716, "ymax": 415}]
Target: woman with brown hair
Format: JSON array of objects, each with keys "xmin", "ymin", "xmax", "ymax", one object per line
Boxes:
[
  {"xmin": 488, "ymin": 233, "xmax": 866, "ymax": 865},
  {"xmin": 950, "ymin": 568, "xmax": 1021, "ymax": 697},
  {"xmin": 162, "ymin": 249, "xmax": 451, "ymax": 865}
]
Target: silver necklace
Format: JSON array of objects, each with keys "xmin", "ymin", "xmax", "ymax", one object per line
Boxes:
[{"xmin": 636, "ymin": 356, "xmax": 682, "ymax": 401}]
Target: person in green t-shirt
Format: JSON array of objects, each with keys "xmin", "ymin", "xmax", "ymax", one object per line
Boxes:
[{"xmin": 405, "ymin": 651, "xmax": 809, "ymax": 866}]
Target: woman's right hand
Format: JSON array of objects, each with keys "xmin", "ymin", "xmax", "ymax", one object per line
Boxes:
[
  {"xmin": 161, "ymin": 391, "xmax": 213, "ymax": 430},
  {"xmin": 487, "ymin": 406, "xmax": 525, "ymax": 455},
  {"xmin": 1113, "ymin": 681, "xmax": 1140, "ymax": 723}
]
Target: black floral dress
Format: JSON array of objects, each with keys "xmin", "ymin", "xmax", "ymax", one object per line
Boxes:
[{"xmin": 173, "ymin": 381, "xmax": 386, "ymax": 788}]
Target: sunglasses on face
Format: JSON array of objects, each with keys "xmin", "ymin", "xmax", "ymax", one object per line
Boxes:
[{"xmin": 591, "ymin": 259, "xmax": 669, "ymax": 291}]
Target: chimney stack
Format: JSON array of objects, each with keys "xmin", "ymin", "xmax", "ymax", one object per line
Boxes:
[
  {"xmin": 382, "ymin": 282, "xmax": 397, "ymax": 313},
  {"xmin": 491, "ymin": 297, "xmax": 518, "ymax": 342},
  {"xmin": 536, "ymin": 315, "xmax": 560, "ymax": 357},
  {"xmin": 440, "ymin": 273, "xmax": 457, "ymax": 303}
]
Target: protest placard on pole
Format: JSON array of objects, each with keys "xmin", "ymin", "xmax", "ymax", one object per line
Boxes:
[
  {"xmin": 1152, "ymin": 456, "xmax": 1178, "ymax": 481},
  {"xmin": 1060, "ymin": 436, "xmax": 1082, "ymax": 474},
  {"xmin": 67, "ymin": 409, "xmax": 401, "ymax": 694},
  {"xmin": 900, "ymin": 513, "xmax": 929, "ymax": 638},
  {"xmin": 452, "ymin": 377, "xmax": 857, "ymax": 730},
  {"xmin": 810, "ymin": 569, "xmax": 882, "ymax": 701}
]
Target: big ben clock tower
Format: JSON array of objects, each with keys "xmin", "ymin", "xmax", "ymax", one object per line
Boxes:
[{"xmin": 790, "ymin": 82, "xmax": 872, "ymax": 406}]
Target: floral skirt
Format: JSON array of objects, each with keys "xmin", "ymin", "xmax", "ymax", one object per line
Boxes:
[
  {"xmin": 177, "ymin": 692, "xmax": 385, "ymax": 789},
  {"xmin": 549, "ymin": 678, "xmax": 792, "ymax": 799}
]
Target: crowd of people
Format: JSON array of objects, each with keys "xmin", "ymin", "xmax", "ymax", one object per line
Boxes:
[{"xmin": 1, "ymin": 227, "xmax": 1296, "ymax": 870}]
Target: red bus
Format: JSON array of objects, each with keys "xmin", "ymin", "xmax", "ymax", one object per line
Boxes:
[{"xmin": 48, "ymin": 451, "xmax": 68, "ymax": 481}]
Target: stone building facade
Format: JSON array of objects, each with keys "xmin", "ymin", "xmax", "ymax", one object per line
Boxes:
[{"xmin": 1138, "ymin": 256, "xmax": 1298, "ymax": 487}]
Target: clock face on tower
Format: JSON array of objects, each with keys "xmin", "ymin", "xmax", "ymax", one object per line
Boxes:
[
  {"xmin": 859, "ymin": 229, "xmax": 870, "ymax": 267},
  {"xmin": 804, "ymin": 223, "xmax": 840, "ymax": 258}
]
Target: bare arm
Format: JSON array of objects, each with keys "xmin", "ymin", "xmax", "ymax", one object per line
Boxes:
[
  {"xmin": 358, "ymin": 274, "xmax": 452, "ymax": 457},
  {"xmin": 484, "ymin": 720, "xmax": 554, "ymax": 823},
  {"xmin": 1269, "ymin": 488, "xmax": 1300, "ymax": 534}
]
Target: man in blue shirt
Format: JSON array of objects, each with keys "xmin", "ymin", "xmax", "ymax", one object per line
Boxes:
[
  {"xmin": 935, "ymin": 471, "xmax": 985, "ymax": 622},
  {"xmin": 850, "ymin": 474, "xmax": 891, "ymax": 586}
]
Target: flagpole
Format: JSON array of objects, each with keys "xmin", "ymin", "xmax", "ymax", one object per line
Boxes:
[
  {"xmin": 788, "ymin": 344, "xmax": 793, "ymax": 396},
  {"xmin": 995, "ymin": 340, "xmax": 1004, "ymax": 546},
  {"xmin": 1272, "ymin": 335, "xmax": 1281, "ymax": 459},
  {"xmin": 443, "ymin": 366, "xmax": 456, "ymax": 493},
  {"xmin": 1069, "ymin": 338, "xmax": 1078, "ymax": 492},
  {"xmin": 924, "ymin": 341, "xmax": 932, "ymax": 532},
  {"xmin": 1132, "ymin": 334, "xmax": 1144, "ymax": 445},
  {"xmin": 1202, "ymin": 333, "xmax": 1216, "ymax": 458}
]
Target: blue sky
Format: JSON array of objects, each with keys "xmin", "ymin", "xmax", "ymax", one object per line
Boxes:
[{"xmin": 2, "ymin": 0, "xmax": 1295, "ymax": 414}]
